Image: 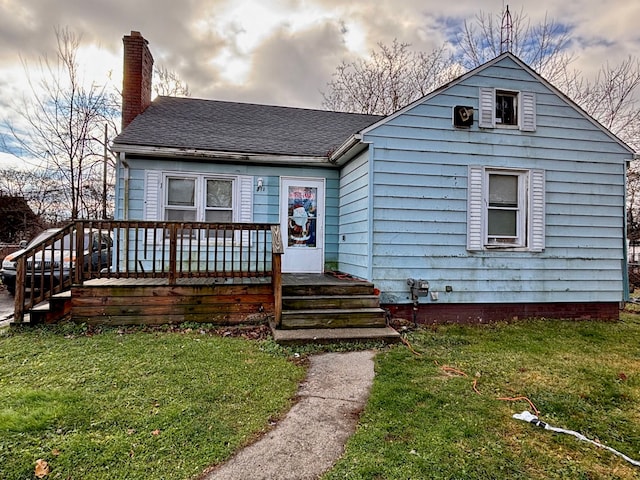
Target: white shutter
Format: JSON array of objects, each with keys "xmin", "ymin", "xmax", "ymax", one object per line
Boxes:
[
  {"xmin": 478, "ymin": 87, "xmax": 495, "ymax": 128},
  {"xmin": 520, "ymin": 91, "xmax": 536, "ymax": 132},
  {"xmin": 467, "ymin": 166, "xmax": 485, "ymax": 251},
  {"xmin": 143, "ymin": 170, "xmax": 163, "ymax": 250},
  {"xmin": 144, "ymin": 170, "xmax": 161, "ymax": 220},
  {"xmin": 238, "ymin": 176, "xmax": 253, "ymax": 245},
  {"xmin": 529, "ymin": 169, "xmax": 545, "ymax": 252},
  {"xmin": 238, "ymin": 176, "xmax": 253, "ymax": 223}
]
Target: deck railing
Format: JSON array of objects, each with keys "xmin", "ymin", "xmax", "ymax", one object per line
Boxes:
[{"xmin": 13, "ymin": 220, "xmax": 283, "ymax": 323}]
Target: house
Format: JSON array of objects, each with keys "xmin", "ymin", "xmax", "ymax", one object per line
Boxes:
[
  {"xmin": 0, "ymin": 194, "xmax": 41, "ymax": 244},
  {"xmin": 111, "ymin": 31, "xmax": 634, "ymax": 325}
]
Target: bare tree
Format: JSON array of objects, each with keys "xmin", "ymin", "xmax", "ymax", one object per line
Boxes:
[
  {"xmin": 1, "ymin": 26, "xmax": 118, "ymax": 220},
  {"xmin": 456, "ymin": 7, "xmax": 574, "ymax": 85},
  {"xmin": 322, "ymin": 40, "xmax": 462, "ymax": 115},
  {"xmin": 0, "ymin": 166, "xmax": 67, "ymax": 223},
  {"xmin": 457, "ymin": 7, "xmax": 640, "ymax": 151},
  {"xmin": 153, "ymin": 65, "xmax": 191, "ymax": 97},
  {"xmin": 558, "ymin": 57, "xmax": 640, "ymax": 151}
]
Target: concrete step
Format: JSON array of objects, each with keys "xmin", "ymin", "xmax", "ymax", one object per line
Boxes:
[
  {"xmin": 280, "ymin": 308, "xmax": 387, "ymax": 329},
  {"xmin": 271, "ymin": 325, "xmax": 401, "ymax": 345},
  {"xmin": 282, "ymin": 295, "xmax": 380, "ymax": 310}
]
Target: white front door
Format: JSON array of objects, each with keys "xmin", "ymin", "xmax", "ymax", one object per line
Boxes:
[{"xmin": 280, "ymin": 177, "xmax": 325, "ymax": 273}]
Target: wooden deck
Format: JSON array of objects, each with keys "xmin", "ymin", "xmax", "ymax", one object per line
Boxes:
[
  {"xmin": 71, "ymin": 276, "xmax": 274, "ymax": 325},
  {"xmin": 23, "ymin": 271, "xmax": 400, "ymax": 344},
  {"xmin": 82, "ymin": 276, "xmax": 273, "ymax": 286},
  {"xmin": 12, "ymin": 220, "xmax": 283, "ymax": 323}
]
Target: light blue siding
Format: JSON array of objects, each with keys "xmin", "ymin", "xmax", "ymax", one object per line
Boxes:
[
  {"xmin": 116, "ymin": 157, "xmax": 341, "ymax": 265},
  {"xmin": 360, "ymin": 55, "xmax": 631, "ymax": 305},
  {"xmin": 338, "ymin": 150, "xmax": 371, "ymax": 278}
]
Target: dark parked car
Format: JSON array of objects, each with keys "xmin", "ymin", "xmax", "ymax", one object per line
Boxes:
[{"xmin": 0, "ymin": 229, "xmax": 112, "ymax": 295}]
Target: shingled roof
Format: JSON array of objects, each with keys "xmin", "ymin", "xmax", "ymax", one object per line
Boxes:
[{"xmin": 113, "ymin": 96, "xmax": 384, "ymax": 158}]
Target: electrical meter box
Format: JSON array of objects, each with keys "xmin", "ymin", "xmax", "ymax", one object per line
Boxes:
[{"xmin": 407, "ymin": 278, "xmax": 430, "ymax": 297}]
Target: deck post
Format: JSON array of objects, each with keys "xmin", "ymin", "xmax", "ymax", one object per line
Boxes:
[
  {"xmin": 271, "ymin": 225, "xmax": 284, "ymax": 327},
  {"xmin": 13, "ymin": 256, "xmax": 25, "ymax": 323},
  {"xmin": 168, "ymin": 224, "xmax": 178, "ymax": 284},
  {"xmin": 74, "ymin": 221, "xmax": 84, "ymax": 285}
]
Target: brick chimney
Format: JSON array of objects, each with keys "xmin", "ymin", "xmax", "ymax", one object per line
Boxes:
[{"xmin": 122, "ymin": 31, "xmax": 154, "ymax": 129}]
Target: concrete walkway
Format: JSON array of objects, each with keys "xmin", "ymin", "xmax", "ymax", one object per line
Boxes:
[
  {"xmin": 203, "ymin": 350, "xmax": 376, "ymax": 480},
  {"xmin": 0, "ymin": 287, "xmax": 14, "ymax": 328}
]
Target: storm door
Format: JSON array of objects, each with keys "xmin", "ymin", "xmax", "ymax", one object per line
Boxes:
[{"xmin": 279, "ymin": 177, "xmax": 325, "ymax": 273}]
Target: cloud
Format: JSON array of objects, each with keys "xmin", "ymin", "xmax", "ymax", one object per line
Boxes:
[
  {"xmin": 0, "ymin": 0, "xmax": 637, "ymax": 112},
  {"xmin": 243, "ymin": 21, "xmax": 349, "ymax": 107}
]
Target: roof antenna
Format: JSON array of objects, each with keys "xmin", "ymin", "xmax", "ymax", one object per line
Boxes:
[{"xmin": 500, "ymin": 5, "xmax": 513, "ymax": 53}]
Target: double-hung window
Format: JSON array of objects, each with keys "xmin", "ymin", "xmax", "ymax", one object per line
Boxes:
[
  {"xmin": 164, "ymin": 175, "xmax": 235, "ymax": 223},
  {"xmin": 165, "ymin": 177, "xmax": 197, "ymax": 221},
  {"xmin": 144, "ymin": 171, "xmax": 253, "ymax": 226},
  {"xmin": 204, "ymin": 178, "xmax": 234, "ymax": 223},
  {"xmin": 486, "ymin": 171, "xmax": 525, "ymax": 245},
  {"xmin": 467, "ymin": 166, "xmax": 545, "ymax": 251}
]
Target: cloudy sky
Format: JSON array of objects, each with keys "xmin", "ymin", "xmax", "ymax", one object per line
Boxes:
[{"xmin": 0, "ymin": 0, "xmax": 638, "ymax": 142}]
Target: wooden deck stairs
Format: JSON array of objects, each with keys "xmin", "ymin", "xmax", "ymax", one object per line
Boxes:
[
  {"xmin": 17, "ymin": 273, "xmax": 402, "ymax": 346},
  {"xmin": 28, "ymin": 291, "xmax": 72, "ymax": 324},
  {"xmin": 271, "ymin": 273, "xmax": 400, "ymax": 345}
]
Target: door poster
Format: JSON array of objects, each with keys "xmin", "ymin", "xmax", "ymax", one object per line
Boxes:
[{"xmin": 287, "ymin": 186, "xmax": 317, "ymax": 247}]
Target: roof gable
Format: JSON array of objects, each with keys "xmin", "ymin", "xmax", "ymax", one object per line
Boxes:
[
  {"xmin": 113, "ymin": 96, "xmax": 383, "ymax": 158},
  {"xmin": 361, "ymin": 52, "xmax": 634, "ymax": 154}
]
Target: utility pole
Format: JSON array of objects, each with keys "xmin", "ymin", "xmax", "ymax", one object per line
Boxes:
[{"xmin": 102, "ymin": 123, "xmax": 108, "ymax": 219}]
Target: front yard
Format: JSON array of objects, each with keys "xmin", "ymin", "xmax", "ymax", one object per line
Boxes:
[
  {"xmin": 2, "ymin": 312, "xmax": 640, "ymax": 479},
  {"xmin": 0, "ymin": 324, "xmax": 305, "ymax": 479},
  {"xmin": 325, "ymin": 312, "xmax": 640, "ymax": 479}
]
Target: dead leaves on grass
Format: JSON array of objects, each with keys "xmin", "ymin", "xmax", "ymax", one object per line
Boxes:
[{"xmin": 34, "ymin": 458, "xmax": 49, "ymax": 478}]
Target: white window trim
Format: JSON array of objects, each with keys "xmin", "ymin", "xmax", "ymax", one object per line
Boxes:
[
  {"xmin": 163, "ymin": 173, "xmax": 239, "ymax": 223},
  {"xmin": 485, "ymin": 170, "xmax": 527, "ymax": 247},
  {"xmin": 478, "ymin": 87, "xmax": 536, "ymax": 132},
  {"xmin": 144, "ymin": 171, "xmax": 254, "ymax": 244},
  {"xmin": 467, "ymin": 166, "xmax": 545, "ymax": 252},
  {"xmin": 495, "ymin": 90, "xmax": 519, "ymax": 128}
]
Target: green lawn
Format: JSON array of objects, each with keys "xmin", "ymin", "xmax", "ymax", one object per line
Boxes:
[
  {"xmin": 3, "ymin": 314, "xmax": 640, "ymax": 479},
  {"xmin": 324, "ymin": 313, "xmax": 640, "ymax": 479},
  {"xmin": 0, "ymin": 324, "xmax": 305, "ymax": 480}
]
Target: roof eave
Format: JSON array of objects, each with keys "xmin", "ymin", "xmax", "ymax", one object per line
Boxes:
[
  {"xmin": 329, "ymin": 134, "xmax": 366, "ymax": 166},
  {"xmin": 111, "ymin": 144, "xmax": 333, "ymax": 166}
]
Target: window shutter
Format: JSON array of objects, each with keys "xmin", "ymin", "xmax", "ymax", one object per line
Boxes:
[
  {"xmin": 238, "ymin": 176, "xmax": 253, "ymax": 223},
  {"xmin": 520, "ymin": 91, "xmax": 536, "ymax": 132},
  {"xmin": 478, "ymin": 87, "xmax": 495, "ymax": 128},
  {"xmin": 467, "ymin": 166, "xmax": 485, "ymax": 251},
  {"xmin": 144, "ymin": 171, "xmax": 161, "ymax": 220},
  {"xmin": 238, "ymin": 176, "xmax": 253, "ymax": 245},
  {"xmin": 529, "ymin": 169, "xmax": 545, "ymax": 252}
]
